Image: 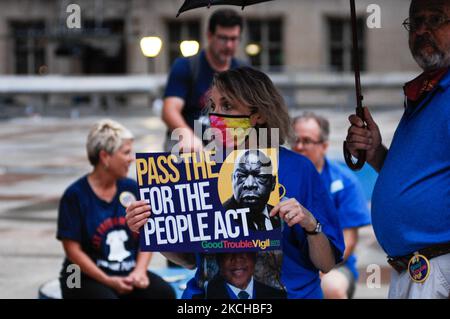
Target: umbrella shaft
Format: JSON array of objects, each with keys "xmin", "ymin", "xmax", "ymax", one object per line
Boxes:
[{"xmin": 350, "ymin": 0, "xmax": 364, "ymax": 114}]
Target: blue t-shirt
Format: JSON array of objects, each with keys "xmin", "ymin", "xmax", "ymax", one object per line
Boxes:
[
  {"xmin": 164, "ymin": 50, "xmax": 244, "ymax": 130},
  {"xmin": 372, "ymin": 70, "xmax": 450, "ymax": 258},
  {"xmin": 320, "ymin": 158, "xmax": 371, "ymax": 279},
  {"xmin": 57, "ymin": 176, "xmax": 140, "ymax": 277},
  {"xmin": 182, "ymin": 147, "xmax": 345, "ymax": 299}
]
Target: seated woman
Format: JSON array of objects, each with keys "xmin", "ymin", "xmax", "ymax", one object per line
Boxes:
[
  {"xmin": 57, "ymin": 119, "xmax": 175, "ymax": 299},
  {"xmin": 126, "ymin": 67, "xmax": 345, "ymax": 299}
]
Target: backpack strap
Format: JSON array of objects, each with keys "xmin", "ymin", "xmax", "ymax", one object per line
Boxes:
[{"xmin": 188, "ymin": 53, "xmax": 202, "ymax": 100}]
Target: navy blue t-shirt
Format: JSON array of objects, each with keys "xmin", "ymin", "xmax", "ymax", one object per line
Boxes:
[
  {"xmin": 182, "ymin": 147, "xmax": 345, "ymax": 299},
  {"xmin": 320, "ymin": 158, "xmax": 371, "ymax": 279},
  {"xmin": 57, "ymin": 176, "xmax": 140, "ymax": 277},
  {"xmin": 164, "ymin": 50, "xmax": 244, "ymax": 130}
]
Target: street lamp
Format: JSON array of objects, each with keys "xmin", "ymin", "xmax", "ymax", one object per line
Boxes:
[
  {"xmin": 140, "ymin": 36, "xmax": 162, "ymax": 73},
  {"xmin": 245, "ymin": 43, "xmax": 261, "ymax": 56},
  {"xmin": 180, "ymin": 40, "xmax": 200, "ymax": 57},
  {"xmin": 140, "ymin": 36, "xmax": 163, "ymax": 58}
]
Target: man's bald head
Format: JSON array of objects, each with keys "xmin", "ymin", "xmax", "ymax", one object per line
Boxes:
[{"xmin": 233, "ymin": 150, "xmax": 273, "ymax": 175}]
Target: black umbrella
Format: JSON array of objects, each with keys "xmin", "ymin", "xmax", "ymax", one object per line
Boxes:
[
  {"xmin": 177, "ymin": 0, "xmax": 274, "ymax": 17},
  {"xmin": 177, "ymin": 0, "xmax": 367, "ymax": 171}
]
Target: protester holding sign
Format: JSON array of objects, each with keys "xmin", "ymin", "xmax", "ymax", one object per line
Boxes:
[
  {"xmin": 57, "ymin": 119, "xmax": 175, "ymax": 299},
  {"xmin": 127, "ymin": 67, "xmax": 344, "ymax": 299}
]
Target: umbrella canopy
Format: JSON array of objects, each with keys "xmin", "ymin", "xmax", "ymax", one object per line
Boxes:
[{"xmin": 177, "ymin": 0, "xmax": 274, "ymax": 17}]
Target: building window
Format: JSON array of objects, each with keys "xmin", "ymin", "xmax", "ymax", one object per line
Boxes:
[
  {"xmin": 53, "ymin": 19, "xmax": 126, "ymax": 75},
  {"xmin": 167, "ymin": 20, "xmax": 201, "ymax": 67},
  {"xmin": 78, "ymin": 20, "xmax": 126, "ymax": 74},
  {"xmin": 11, "ymin": 21, "xmax": 46, "ymax": 74},
  {"xmin": 328, "ymin": 17, "xmax": 365, "ymax": 72},
  {"xmin": 246, "ymin": 18, "xmax": 284, "ymax": 72}
]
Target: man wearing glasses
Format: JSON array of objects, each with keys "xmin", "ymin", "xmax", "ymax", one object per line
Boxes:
[
  {"xmin": 293, "ymin": 113, "xmax": 370, "ymax": 299},
  {"xmin": 346, "ymin": 0, "xmax": 450, "ymax": 299},
  {"xmin": 162, "ymin": 9, "xmax": 246, "ymax": 153}
]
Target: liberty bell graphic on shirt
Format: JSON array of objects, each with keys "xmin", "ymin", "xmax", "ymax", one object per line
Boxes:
[{"xmin": 106, "ymin": 230, "xmax": 131, "ymax": 262}]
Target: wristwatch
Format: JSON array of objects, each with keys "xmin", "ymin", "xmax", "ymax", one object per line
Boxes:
[{"xmin": 304, "ymin": 221, "xmax": 322, "ymax": 236}]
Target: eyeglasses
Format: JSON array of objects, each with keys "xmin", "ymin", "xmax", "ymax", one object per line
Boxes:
[
  {"xmin": 293, "ymin": 137, "xmax": 323, "ymax": 146},
  {"xmin": 403, "ymin": 15, "xmax": 450, "ymax": 32},
  {"xmin": 216, "ymin": 34, "xmax": 241, "ymax": 44}
]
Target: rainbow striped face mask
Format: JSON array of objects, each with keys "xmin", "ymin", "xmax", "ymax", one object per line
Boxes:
[{"xmin": 208, "ymin": 113, "xmax": 254, "ymax": 148}]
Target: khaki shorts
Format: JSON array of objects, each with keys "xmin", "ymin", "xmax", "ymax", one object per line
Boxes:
[{"xmin": 388, "ymin": 253, "xmax": 450, "ymax": 299}]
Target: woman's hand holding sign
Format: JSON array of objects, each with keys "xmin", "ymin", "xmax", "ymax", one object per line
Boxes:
[
  {"xmin": 125, "ymin": 199, "xmax": 197, "ymax": 270},
  {"xmin": 270, "ymin": 198, "xmax": 336, "ymax": 273},
  {"xmin": 126, "ymin": 200, "xmax": 151, "ymax": 233},
  {"xmin": 270, "ymin": 198, "xmax": 317, "ymax": 229}
]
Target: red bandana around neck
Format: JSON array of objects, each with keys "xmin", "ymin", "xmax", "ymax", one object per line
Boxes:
[{"xmin": 404, "ymin": 67, "xmax": 449, "ymax": 102}]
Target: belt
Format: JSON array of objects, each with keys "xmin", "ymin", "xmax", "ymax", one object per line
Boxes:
[{"xmin": 387, "ymin": 243, "xmax": 450, "ymax": 273}]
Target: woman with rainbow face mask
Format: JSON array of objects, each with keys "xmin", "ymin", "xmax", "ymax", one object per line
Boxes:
[{"xmin": 126, "ymin": 67, "xmax": 344, "ymax": 299}]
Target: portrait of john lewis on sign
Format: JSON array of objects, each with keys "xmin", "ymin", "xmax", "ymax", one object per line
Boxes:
[{"xmin": 222, "ymin": 149, "xmax": 281, "ymax": 232}]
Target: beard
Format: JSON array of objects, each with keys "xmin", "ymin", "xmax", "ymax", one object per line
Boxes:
[
  {"xmin": 412, "ymin": 35, "xmax": 450, "ymax": 71},
  {"xmin": 413, "ymin": 52, "xmax": 450, "ymax": 70}
]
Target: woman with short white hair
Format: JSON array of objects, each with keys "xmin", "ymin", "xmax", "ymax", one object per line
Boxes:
[{"xmin": 57, "ymin": 119, "xmax": 175, "ymax": 299}]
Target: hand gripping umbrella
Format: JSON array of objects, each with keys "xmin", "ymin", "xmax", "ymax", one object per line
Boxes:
[
  {"xmin": 343, "ymin": 0, "xmax": 366, "ymax": 171},
  {"xmin": 177, "ymin": 0, "xmax": 367, "ymax": 170}
]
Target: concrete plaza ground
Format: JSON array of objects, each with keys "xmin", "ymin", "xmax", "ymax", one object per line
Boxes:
[{"xmin": 0, "ymin": 105, "xmax": 404, "ymax": 299}]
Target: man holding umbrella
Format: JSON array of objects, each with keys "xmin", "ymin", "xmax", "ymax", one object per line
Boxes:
[{"xmin": 346, "ymin": 0, "xmax": 450, "ymax": 299}]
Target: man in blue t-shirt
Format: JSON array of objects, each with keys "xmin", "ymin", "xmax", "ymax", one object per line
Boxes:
[
  {"xmin": 163, "ymin": 9, "xmax": 246, "ymax": 153},
  {"xmin": 293, "ymin": 113, "xmax": 371, "ymax": 299},
  {"xmin": 346, "ymin": 0, "xmax": 450, "ymax": 299}
]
